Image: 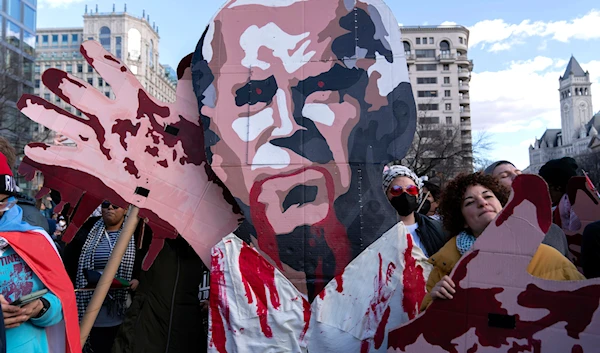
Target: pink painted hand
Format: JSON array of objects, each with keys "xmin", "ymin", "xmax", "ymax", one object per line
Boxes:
[{"xmin": 18, "ymin": 41, "xmax": 241, "ymax": 267}]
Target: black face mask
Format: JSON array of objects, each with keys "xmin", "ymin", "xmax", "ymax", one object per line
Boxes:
[
  {"xmin": 390, "ymin": 193, "xmax": 419, "ymax": 217},
  {"xmin": 418, "ymin": 199, "xmax": 431, "ymax": 216}
]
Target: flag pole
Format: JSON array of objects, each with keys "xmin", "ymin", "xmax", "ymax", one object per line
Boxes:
[{"xmin": 79, "ymin": 205, "xmax": 140, "ymax": 345}]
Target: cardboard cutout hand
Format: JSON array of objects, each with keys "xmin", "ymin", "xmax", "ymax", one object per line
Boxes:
[{"xmin": 18, "ymin": 41, "xmax": 240, "ymax": 266}]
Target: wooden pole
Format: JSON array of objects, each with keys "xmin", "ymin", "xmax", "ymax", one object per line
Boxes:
[{"xmin": 79, "ymin": 205, "xmax": 140, "ymax": 345}]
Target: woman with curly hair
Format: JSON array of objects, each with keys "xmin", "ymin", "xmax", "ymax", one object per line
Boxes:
[{"xmin": 420, "ymin": 172, "xmax": 584, "ymax": 311}]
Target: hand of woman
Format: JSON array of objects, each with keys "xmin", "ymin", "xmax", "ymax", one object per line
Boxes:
[
  {"xmin": 430, "ymin": 275, "xmax": 456, "ymax": 300},
  {"xmin": 130, "ymin": 279, "xmax": 139, "ymax": 291},
  {"xmin": 0, "ymin": 295, "xmax": 43, "ymax": 328}
]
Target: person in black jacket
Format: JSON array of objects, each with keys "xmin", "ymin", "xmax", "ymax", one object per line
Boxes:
[
  {"xmin": 383, "ymin": 165, "xmax": 446, "ymax": 257},
  {"xmin": 581, "ymin": 221, "xmax": 600, "ymax": 279},
  {"xmin": 112, "ymin": 235, "xmax": 208, "ymax": 353}
]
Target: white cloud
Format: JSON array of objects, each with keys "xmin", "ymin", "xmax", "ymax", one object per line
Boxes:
[
  {"xmin": 468, "ymin": 10, "xmax": 600, "ymax": 52},
  {"xmin": 39, "ymin": 0, "xmax": 84, "ymax": 8},
  {"xmin": 440, "ymin": 21, "xmax": 457, "ymax": 26},
  {"xmin": 470, "ymin": 57, "xmax": 600, "ymax": 133}
]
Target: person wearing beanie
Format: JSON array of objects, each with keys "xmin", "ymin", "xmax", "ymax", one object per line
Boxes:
[
  {"xmin": 539, "ymin": 157, "xmax": 581, "ymax": 231},
  {"xmin": 382, "ymin": 165, "xmax": 446, "ymax": 257},
  {"xmin": 484, "ymin": 160, "xmax": 570, "ymax": 257},
  {"xmin": 0, "ymin": 153, "xmax": 80, "ymax": 353}
]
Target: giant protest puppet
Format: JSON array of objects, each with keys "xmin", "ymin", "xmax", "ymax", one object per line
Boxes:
[{"xmin": 15, "ymin": 0, "xmax": 600, "ymax": 352}]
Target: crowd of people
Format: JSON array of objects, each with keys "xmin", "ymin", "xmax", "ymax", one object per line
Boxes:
[{"xmin": 0, "ymin": 126, "xmax": 598, "ymax": 352}]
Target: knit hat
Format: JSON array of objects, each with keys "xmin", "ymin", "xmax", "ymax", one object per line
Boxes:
[
  {"xmin": 539, "ymin": 157, "xmax": 578, "ymax": 190},
  {"xmin": 0, "ymin": 153, "xmax": 17, "ymax": 196},
  {"xmin": 382, "ymin": 165, "xmax": 423, "ymax": 201},
  {"xmin": 483, "ymin": 161, "xmax": 515, "ymax": 176}
]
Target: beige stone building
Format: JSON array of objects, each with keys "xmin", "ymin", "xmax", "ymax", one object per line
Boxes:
[
  {"xmin": 400, "ymin": 25, "xmax": 473, "ymax": 173},
  {"xmin": 34, "ymin": 5, "xmax": 177, "ymax": 130}
]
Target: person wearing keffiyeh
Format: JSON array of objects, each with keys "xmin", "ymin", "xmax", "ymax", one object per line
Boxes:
[{"xmin": 66, "ymin": 201, "xmax": 140, "ymax": 353}]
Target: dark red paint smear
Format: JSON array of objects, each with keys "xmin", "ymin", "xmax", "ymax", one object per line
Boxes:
[
  {"xmin": 18, "ymin": 93, "xmax": 111, "ymax": 160},
  {"xmin": 123, "ymin": 157, "xmax": 140, "ymax": 179},
  {"xmin": 120, "ymin": 66, "xmax": 127, "ymax": 72},
  {"xmin": 402, "ymin": 233, "xmax": 426, "ymax": 320},
  {"xmin": 249, "ymin": 166, "xmax": 351, "ymax": 301},
  {"xmin": 300, "ymin": 297, "xmax": 311, "ymax": 341},
  {"xmin": 388, "ymin": 247, "xmax": 600, "ymax": 352},
  {"xmin": 361, "ymin": 340, "xmax": 369, "ymax": 353},
  {"xmin": 79, "ymin": 135, "xmax": 89, "ymax": 141},
  {"xmin": 239, "ymin": 242, "xmax": 281, "ymax": 338},
  {"xmin": 28, "ymin": 143, "xmax": 49, "ymax": 150},
  {"xmin": 103, "ymin": 54, "xmax": 120, "ymax": 64},
  {"xmin": 572, "ymin": 344, "xmax": 583, "ymax": 353},
  {"xmin": 209, "ymin": 248, "xmax": 230, "ymax": 353},
  {"xmin": 157, "ymin": 160, "xmax": 168, "ymax": 168},
  {"xmin": 112, "ymin": 119, "xmax": 140, "ymax": 149},
  {"xmin": 145, "ymin": 146, "xmax": 159, "ymax": 157},
  {"xmin": 467, "ymin": 344, "xmax": 478, "ymax": 353},
  {"xmin": 496, "ymin": 175, "xmax": 551, "ymax": 234},
  {"xmin": 374, "ymin": 306, "xmax": 391, "ymax": 349}
]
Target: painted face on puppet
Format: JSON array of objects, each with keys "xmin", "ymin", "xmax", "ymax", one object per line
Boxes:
[{"xmin": 194, "ymin": 0, "xmax": 415, "ymax": 297}]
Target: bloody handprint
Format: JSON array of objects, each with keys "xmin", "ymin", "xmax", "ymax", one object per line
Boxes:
[{"xmin": 18, "ymin": 41, "xmax": 241, "ymax": 267}]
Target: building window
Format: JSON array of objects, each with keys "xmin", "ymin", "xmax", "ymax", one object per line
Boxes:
[
  {"xmin": 116, "ymin": 36, "xmax": 122, "ymax": 59},
  {"xmin": 77, "ymin": 64, "xmax": 83, "ymax": 73},
  {"xmin": 99, "ymin": 26, "xmax": 111, "ymax": 52},
  {"xmin": 403, "ymin": 41, "xmax": 411, "ymax": 56},
  {"xmin": 88, "ymin": 65, "xmax": 93, "ymax": 73},
  {"xmin": 446, "ymin": 116, "xmax": 452, "ymax": 124},
  {"xmin": 419, "ymin": 117, "xmax": 439, "ymax": 124},
  {"xmin": 44, "ymin": 93, "xmax": 51, "ymax": 100},
  {"xmin": 416, "ymin": 38, "xmax": 421, "ymax": 45},
  {"xmin": 34, "ymin": 65, "xmax": 40, "ymax": 73},
  {"xmin": 444, "ymin": 77, "xmax": 450, "ymax": 84},
  {"xmin": 6, "ymin": 21, "xmax": 21, "ymax": 48},
  {"xmin": 35, "ymin": 79, "xmax": 40, "ymax": 88},
  {"xmin": 65, "ymin": 64, "xmax": 72, "ymax": 73},
  {"xmin": 65, "ymin": 106, "xmax": 72, "ymax": 113},
  {"xmin": 23, "ymin": 31, "xmax": 35, "ymax": 56},
  {"xmin": 62, "ymin": 34, "xmax": 68, "ymax": 45},
  {"xmin": 87, "ymin": 78, "xmax": 93, "ymax": 86},
  {"xmin": 77, "ymin": 110, "xmax": 82, "ymax": 117},
  {"xmin": 88, "ymin": 37, "xmax": 93, "ymax": 40},
  {"xmin": 416, "ymin": 64, "xmax": 437, "ymax": 71},
  {"xmin": 447, "ymin": 130, "xmax": 453, "ymax": 137},
  {"xmin": 52, "ymin": 34, "xmax": 59, "ymax": 46},
  {"xmin": 443, "ymin": 64, "xmax": 450, "ymax": 71},
  {"xmin": 55, "ymin": 96, "xmax": 60, "ymax": 103},
  {"xmin": 42, "ymin": 35, "xmax": 49, "ymax": 45},
  {"xmin": 418, "ymin": 90, "xmax": 438, "ymax": 98},
  {"xmin": 422, "ymin": 37, "xmax": 427, "ymax": 44},
  {"xmin": 445, "ymin": 90, "xmax": 451, "ymax": 97},
  {"xmin": 418, "ymin": 103, "xmax": 439, "ymax": 111},
  {"xmin": 8, "ymin": 0, "xmax": 21, "ymax": 20},
  {"xmin": 72, "ymin": 34, "xmax": 78, "ymax": 43},
  {"xmin": 421, "ymin": 131, "xmax": 441, "ymax": 138},
  {"xmin": 105, "ymin": 91, "xmax": 111, "ymax": 98},
  {"xmin": 149, "ymin": 39, "xmax": 155, "ymax": 68},
  {"xmin": 429, "ymin": 37, "xmax": 434, "ymax": 44},
  {"xmin": 445, "ymin": 103, "xmax": 452, "ymax": 111},
  {"xmin": 98, "ymin": 77, "xmax": 103, "ymax": 86},
  {"xmin": 415, "ymin": 49, "xmax": 436, "ymax": 58},
  {"xmin": 459, "ymin": 37, "xmax": 463, "ymax": 44},
  {"xmin": 417, "ymin": 77, "xmax": 437, "ymax": 84},
  {"xmin": 24, "ymin": 4, "xmax": 36, "ymax": 31},
  {"xmin": 440, "ymin": 40, "xmax": 451, "ymax": 57}
]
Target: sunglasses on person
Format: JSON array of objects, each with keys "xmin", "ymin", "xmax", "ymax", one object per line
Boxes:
[
  {"xmin": 389, "ymin": 184, "xmax": 419, "ymax": 197},
  {"xmin": 101, "ymin": 201, "xmax": 121, "ymax": 210},
  {"xmin": 0, "ymin": 196, "xmax": 17, "ymax": 212}
]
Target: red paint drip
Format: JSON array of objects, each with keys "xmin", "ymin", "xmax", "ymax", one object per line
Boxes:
[
  {"xmin": 120, "ymin": 66, "xmax": 127, "ymax": 72},
  {"xmin": 300, "ymin": 298, "xmax": 311, "ymax": 341},
  {"xmin": 374, "ymin": 306, "xmax": 391, "ymax": 349},
  {"xmin": 256, "ymin": 88, "xmax": 263, "ymax": 95},
  {"xmin": 335, "ymin": 275, "xmax": 344, "ymax": 293},
  {"xmin": 402, "ymin": 234, "xmax": 426, "ymax": 320},
  {"xmin": 209, "ymin": 248, "xmax": 230, "ymax": 353},
  {"xmin": 239, "ymin": 243, "xmax": 281, "ymax": 338},
  {"xmin": 496, "ymin": 175, "xmax": 551, "ymax": 234},
  {"xmin": 112, "ymin": 119, "xmax": 141, "ymax": 149},
  {"xmin": 249, "ymin": 166, "xmax": 351, "ymax": 287},
  {"xmin": 145, "ymin": 146, "xmax": 159, "ymax": 157},
  {"xmin": 317, "ymin": 81, "xmax": 325, "ymax": 88},
  {"xmin": 360, "ymin": 340, "xmax": 369, "ymax": 353},
  {"xmin": 157, "ymin": 160, "xmax": 168, "ymax": 168},
  {"xmin": 467, "ymin": 343, "xmax": 478, "ymax": 353},
  {"xmin": 28, "ymin": 143, "xmax": 50, "ymax": 150}
]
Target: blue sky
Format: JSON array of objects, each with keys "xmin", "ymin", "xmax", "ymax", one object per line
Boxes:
[{"xmin": 36, "ymin": 0, "xmax": 600, "ymax": 170}]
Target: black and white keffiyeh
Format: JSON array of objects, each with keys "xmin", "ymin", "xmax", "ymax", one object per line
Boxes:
[{"xmin": 75, "ymin": 218, "xmax": 136, "ymax": 320}]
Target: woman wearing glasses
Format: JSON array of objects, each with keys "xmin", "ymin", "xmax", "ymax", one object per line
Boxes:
[
  {"xmin": 382, "ymin": 165, "xmax": 447, "ymax": 258},
  {"xmin": 64, "ymin": 201, "xmax": 146, "ymax": 353}
]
